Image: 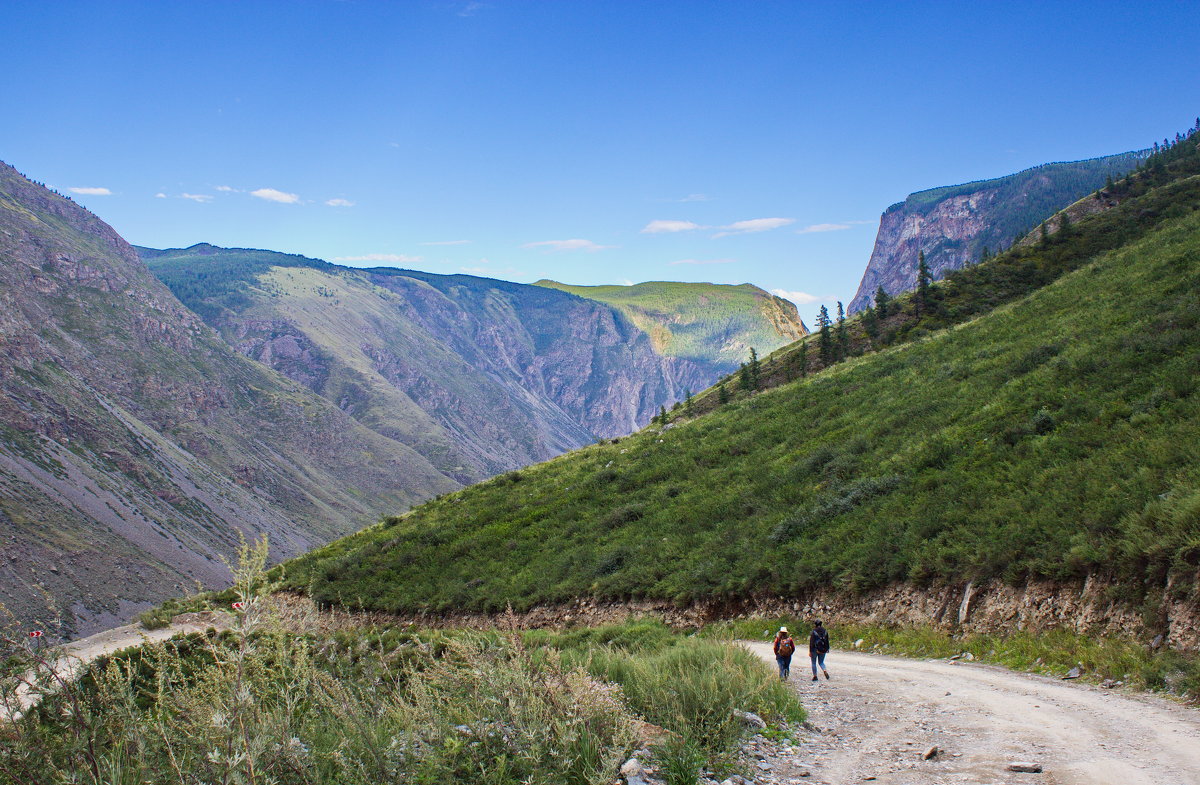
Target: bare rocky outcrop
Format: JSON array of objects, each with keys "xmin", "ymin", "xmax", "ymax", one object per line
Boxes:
[{"xmin": 848, "ymin": 152, "xmax": 1145, "ymax": 313}]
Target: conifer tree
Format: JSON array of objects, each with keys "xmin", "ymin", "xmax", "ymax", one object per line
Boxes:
[
  {"xmin": 1040, "ymin": 221, "xmax": 1049, "ymax": 244},
  {"xmin": 718, "ymin": 381, "xmax": 729, "ymax": 404},
  {"xmin": 684, "ymin": 389, "xmax": 693, "ymax": 415},
  {"xmin": 798, "ymin": 339, "xmax": 808, "ymax": 377},
  {"xmin": 914, "ymin": 251, "xmax": 932, "ymax": 317},
  {"xmin": 1059, "ymin": 211, "xmax": 1072, "ymax": 237},
  {"xmin": 862, "ymin": 304, "xmax": 878, "ymax": 338},
  {"xmin": 874, "ymin": 286, "xmax": 891, "ymax": 319},
  {"xmin": 659, "ymin": 404, "xmax": 668, "ymax": 424},
  {"xmin": 738, "ymin": 362, "xmax": 751, "ymax": 391},
  {"xmin": 836, "ymin": 302, "xmax": 848, "ymax": 359},
  {"xmin": 748, "ymin": 347, "xmax": 760, "ymax": 390},
  {"xmin": 816, "ymin": 305, "xmax": 833, "ymax": 364}
]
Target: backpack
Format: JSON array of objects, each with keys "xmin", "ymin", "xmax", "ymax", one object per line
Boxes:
[
  {"xmin": 777, "ymin": 637, "xmax": 795, "ymax": 657},
  {"xmin": 814, "ymin": 628, "xmax": 830, "ymax": 654}
]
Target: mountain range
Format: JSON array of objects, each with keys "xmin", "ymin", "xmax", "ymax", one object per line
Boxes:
[{"xmin": 0, "ymin": 168, "xmax": 805, "ymax": 634}]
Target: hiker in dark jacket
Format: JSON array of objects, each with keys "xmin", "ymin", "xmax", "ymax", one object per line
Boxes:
[
  {"xmin": 809, "ymin": 620, "xmax": 831, "ymax": 681},
  {"xmin": 772, "ymin": 626, "xmax": 796, "ymax": 680}
]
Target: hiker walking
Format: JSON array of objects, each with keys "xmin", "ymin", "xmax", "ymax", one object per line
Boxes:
[
  {"xmin": 772, "ymin": 626, "xmax": 796, "ymax": 680},
  {"xmin": 809, "ymin": 619, "xmax": 831, "ymax": 681}
]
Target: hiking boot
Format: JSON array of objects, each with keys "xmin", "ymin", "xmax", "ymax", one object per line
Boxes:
[
  {"xmin": 823, "ymin": 670, "xmax": 830, "ymax": 680},
  {"xmin": 811, "ymin": 676, "xmax": 818, "ymax": 681}
]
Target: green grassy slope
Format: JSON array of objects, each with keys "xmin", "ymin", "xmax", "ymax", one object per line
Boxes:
[
  {"xmin": 534, "ymin": 280, "xmax": 806, "ymax": 369},
  {"xmin": 283, "ymin": 192, "xmax": 1200, "ymax": 613}
]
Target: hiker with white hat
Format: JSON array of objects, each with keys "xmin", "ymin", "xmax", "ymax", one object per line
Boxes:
[{"xmin": 772, "ymin": 626, "xmax": 796, "ymax": 680}]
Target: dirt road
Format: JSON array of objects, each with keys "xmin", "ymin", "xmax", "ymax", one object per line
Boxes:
[
  {"xmin": 6, "ymin": 616, "xmax": 226, "ymax": 718},
  {"xmin": 745, "ymin": 642, "xmax": 1200, "ymax": 785}
]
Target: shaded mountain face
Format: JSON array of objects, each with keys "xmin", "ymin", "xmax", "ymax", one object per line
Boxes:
[
  {"xmin": 0, "ymin": 163, "xmax": 457, "ymax": 636},
  {"xmin": 848, "ymin": 151, "xmax": 1144, "ymax": 313},
  {"xmin": 533, "ymin": 280, "xmax": 807, "ymax": 371},
  {"xmin": 142, "ymin": 247, "xmax": 802, "ymax": 481}
]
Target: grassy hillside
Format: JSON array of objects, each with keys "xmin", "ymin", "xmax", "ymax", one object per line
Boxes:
[
  {"xmin": 534, "ymin": 280, "xmax": 806, "ymax": 369},
  {"xmin": 283, "ymin": 165, "xmax": 1200, "ymax": 614}
]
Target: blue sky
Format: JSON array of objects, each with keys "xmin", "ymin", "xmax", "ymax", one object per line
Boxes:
[{"xmin": 4, "ymin": 1, "xmax": 1197, "ymax": 325}]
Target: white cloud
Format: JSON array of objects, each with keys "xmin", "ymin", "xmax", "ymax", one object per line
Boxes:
[
  {"xmin": 712, "ymin": 217, "xmax": 794, "ymax": 238},
  {"xmin": 796, "ymin": 223, "xmax": 851, "ymax": 234},
  {"xmin": 325, "ymin": 198, "xmax": 355, "ymax": 207},
  {"xmin": 461, "ymin": 260, "xmax": 525, "ymax": 277},
  {"xmin": 154, "ymin": 192, "xmax": 167, "ymax": 199},
  {"xmin": 521, "ymin": 238, "xmax": 614, "ymax": 252},
  {"xmin": 69, "ymin": 186, "xmax": 111, "ymax": 196},
  {"xmin": 458, "ymin": 1, "xmax": 490, "ymax": 16},
  {"xmin": 180, "ymin": 193, "xmax": 213, "ymax": 203},
  {"xmin": 332, "ymin": 253, "xmax": 423, "ymax": 264},
  {"xmin": 796, "ymin": 220, "xmax": 873, "ymax": 234},
  {"xmin": 771, "ymin": 288, "xmax": 830, "ymax": 306},
  {"xmin": 215, "ymin": 185, "xmax": 237, "ymax": 192},
  {"xmin": 421, "ymin": 239, "xmax": 471, "ymax": 246},
  {"xmin": 641, "ymin": 219, "xmax": 703, "ymax": 234},
  {"xmin": 668, "ymin": 258, "xmax": 736, "ymax": 266},
  {"xmin": 250, "ymin": 187, "xmax": 300, "ymax": 204},
  {"xmin": 619, "ymin": 278, "xmax": 634, "ymax": 286}
]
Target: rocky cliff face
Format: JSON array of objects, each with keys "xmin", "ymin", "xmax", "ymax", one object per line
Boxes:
[
  {"xmin": 145, "ymin": 248, "xmax": 800, "ymax": 482},
  {"xmin": 0, "ymin": 163, "xmax": 456, "ymax": 636},
  {"xmin": 848, "ymin": 151, "xmax": 1145, "ymax": 313}
]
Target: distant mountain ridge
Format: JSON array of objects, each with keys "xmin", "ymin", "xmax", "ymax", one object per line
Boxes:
[
  {"xmin": 142, "ymin": 245, "xmax": 805, "ymax": 482},
  {"xmin": 533, "ymin": 279, "xmax": 807, "ymax": 372},
  {"xmin": 0, "ymin": 162, "xmax": 455, "ymax": 636},
  {"xmin": 848, "ymin": 150, "xmax": 1146, "ymax": 313}
]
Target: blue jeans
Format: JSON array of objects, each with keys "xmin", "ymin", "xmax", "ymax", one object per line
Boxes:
[
  {"xmin": 811, "ymin": 652, "xmax": 827, "ymax": 676},
  {"xmin": 776, "ymin": 655, "xmax": 791, "ymax": 680}
]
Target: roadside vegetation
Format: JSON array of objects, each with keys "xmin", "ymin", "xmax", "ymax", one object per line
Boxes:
[
  {"xmin": 2, "ymin": 542, "xmax": 801, "ymax": 785},
  {"xmin": 712, "ymin": 618, "xmax": 1200, "ymax": 701}
]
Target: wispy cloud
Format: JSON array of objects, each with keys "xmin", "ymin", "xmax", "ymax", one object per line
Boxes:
[
  {"xmin": 421, "ymin": 239, "xmax": 471, "ymax": 246},
  {"xmin": 215, "ymin": 185, "xmax": 238, "ymax": 193},
  {"xmin": 250, "ymin": 187, "xmax": 300, "ymax": 204},
  {"xmin": 69, "ymin": 186, "xmax": 111, "ymax": 196},
  {"xmin": 521, "ymin": 238, "xmax": 614, "ymax": 252},
  {"xmin": 154, "ymin": 192, "xmax": 167, "ymax": 199},
  {"xmin": 180, "ymin": 193, "xmax": 213, "ymax": 203},
  {"xmin": 712, "ymin": 217, "xmax": 794, "ymax": 238},
  {"xmin": 461, "ymin": 259, "xmax": 525, "ymax": 277},
  {"xmin": 678, "ymin": 193, "xmax": 709, "ymax": 202},
  {"xmin": 668, "ymin": 258, "xmax": 736, "ymax": 266},
  {"xmin": 771, "ymin": 288, "xmax": 832, "ymax": 305},
  {"xmin": 641, "ymin": 219, "xmax": 703, "ymax": 234},
  {"xmin": 458, "ymin": 1, "xmax": 490, "ymax": 16},
  {"xmin": 796, "ymin": 223, "xmax": 851, "ymax": 234},
  {"xmin": 796, "ymin": 220, "xmax": 873, "ymax": 234},
  {"xmin": 332, "ymin": 253, "xmax": 423, "ymax": 264},
  {"xmin": 325, "ymin": 198, "xmax": 355, "ymax": 207}
]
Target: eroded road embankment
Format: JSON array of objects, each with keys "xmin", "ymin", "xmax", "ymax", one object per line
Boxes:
[{"xmin": 745, "ymin": 642, "xmax": 1200, "ymax": 785}]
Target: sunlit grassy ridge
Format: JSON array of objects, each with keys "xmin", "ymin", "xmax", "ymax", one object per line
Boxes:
[
  {"xmin": 284, "ymin": 198, "xmax": 1200, "ymax": 613},
  {"xmin": 534, "ymin": 280, "xmax": 805, "ymax": 368}
]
